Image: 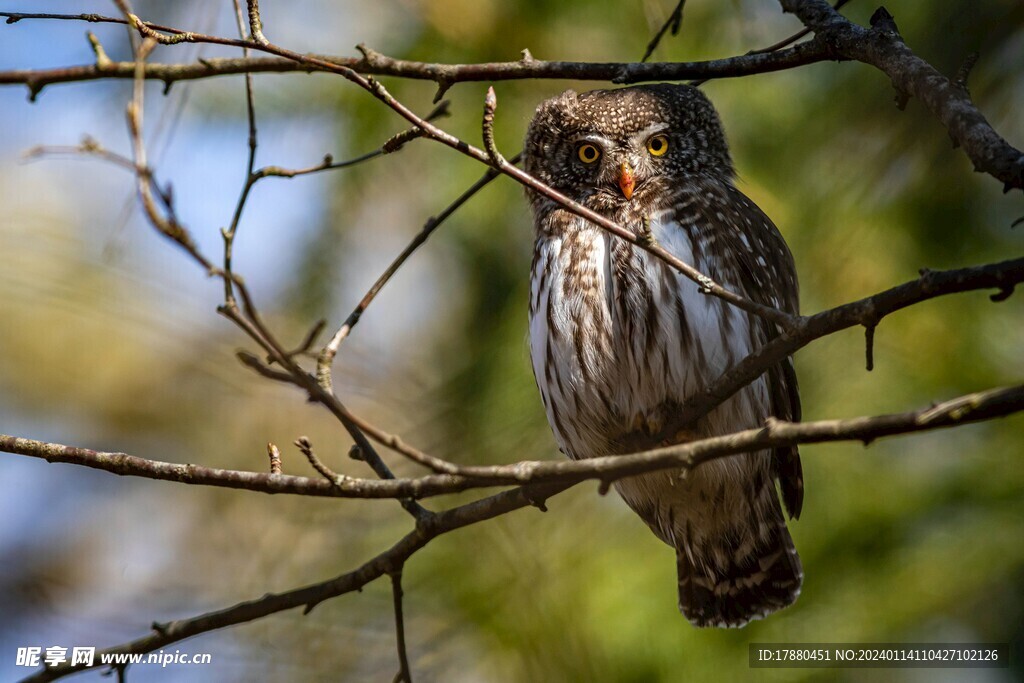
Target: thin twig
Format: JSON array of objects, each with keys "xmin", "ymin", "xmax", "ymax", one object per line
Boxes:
[
  {"xmin": 295, "ymin": 436, "xmax": 347, "ymax": 487},
  {"xmin": 222, "ymin": 0, "xmax": 259, "ymax": 304},
  {"xmin": 690, "ymin": 0, "xmax": 853, "ymax": 86},
  {"xmin": 391, "ymin": 571, "xmax": 413, "ymax": 683},
  {"xmin": 316, "ymin": 154, "xmax": 521, "ymax": 391},
  {"xmin": 481, "ymin": 86, "xmax": 504, "ymax": 166},
  {"xmin": 245, "ymin": 0, "xmax": 268, "ymax": 45},
  {"xmin": 641, "ymin": 0, "xmax": 686, "ymax": 62}
]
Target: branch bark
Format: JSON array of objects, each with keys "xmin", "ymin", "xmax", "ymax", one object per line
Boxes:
[
  {"xmin": 778, "ymin": 0, "xmax": 1024, "ymax": 191},
  {"xmin": 5, "ymin": 375, "xmax": 1023, "ymax": 499},
  {"xmin": 0, "ymin": 29, "xmax": 834, "ymax": 100}
]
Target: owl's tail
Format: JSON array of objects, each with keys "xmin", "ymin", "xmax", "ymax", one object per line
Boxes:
[{"xmin": 676, "ymin": 501, "xmax": 802, "ymax": 628}]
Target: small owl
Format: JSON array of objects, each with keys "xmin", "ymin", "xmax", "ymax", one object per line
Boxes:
[{"xmin": 524, "ymin": 84, "xmax": 803, "ymax": 628}]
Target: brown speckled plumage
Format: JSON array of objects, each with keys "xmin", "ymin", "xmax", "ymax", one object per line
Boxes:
[{"xmin": 524, "ymin": 84, "xmax": 803, "ymax": 628}]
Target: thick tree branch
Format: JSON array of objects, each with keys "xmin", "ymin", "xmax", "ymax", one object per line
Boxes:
[
  {"xmin": 5, "ymin": 376, "xmax": 1023, "ymax": 500},
  {"xmin": 0, "ymin": 33, "xmax": 834, "ymax": 101},
  {"xmin": 779, "ymin": 0, "xmax": 1024, "ymax": 191},
  {"xmin": 2, "ymin": 3, "xmax": 1017, "ymax": 194}
]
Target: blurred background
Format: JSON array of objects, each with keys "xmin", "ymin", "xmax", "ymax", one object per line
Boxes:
[{"xmin": 1, "ymin": 1, "xmax": 1022, "ymax": 681}]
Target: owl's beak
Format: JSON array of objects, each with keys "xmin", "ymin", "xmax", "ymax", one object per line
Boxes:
[{"xmin": 617, "ymin": 162, "xmax": 635, "ymax": 200}]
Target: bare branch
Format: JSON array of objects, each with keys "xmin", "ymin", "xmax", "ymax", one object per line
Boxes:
[
  {"xmin": 23, "ymin": 136, "xmax": 136, "ymax": 173},
  {"xmin": 5, "ymin": 3, "xmax": 1014, "ymax": 197},
  {"xmin": 690, "ymin": 0, "xmax": 853, "ymax": 86},
  {"xmin": 245, "ymin": 0, "xmax": 268, "ymax": 45},
  {"xmin": 652, "ymin": 257, "xmax": 1024, "ymax": 446},
  {"xmin": 0, "ymin": 17, "xmax": 835, "ymax": 98},
  {"xmin": 16, "ymin": 479, "xmax": 560, "ymax": 683},
  {"xmin": 4, "ymin": 378, "xmax": 1023, "ymax": 499},
  {"xmin": 119, "ymin": 30, "xmax": 216, "ymax": 272},
  {"xmin": 390, "ymin": 571, "xmax": 413, "ymax": 683},
  {"xmin": 641, "ymin": 0, "xmax": 686, "ymax": 63},
  {"xmin": 778, "ymin": 0, "xmax": 1024, "ymax": 192},
  {"xmin": 316, "ymin": 155, "xmax": 520, "ymax": 389},
  {"xmin": 481, "ymin": 86, "xmax": 504, "ymax": 166},
  {"xmin": 222, "ymin": 0, "xmax": 259, "ymax": 304},
  {"xmin": 296, "ymin": 436, "xmax": 349, "ymax": 488},
  {"xmin": 12, "ymin": 382, "xmax": 1024, "ymax": 681}
]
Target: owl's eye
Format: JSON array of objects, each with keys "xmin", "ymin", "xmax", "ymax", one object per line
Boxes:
[
  {"xmin": 646, "ymin": 134, "xmax": 670, "ymax": 157},
  {"xmin": 576, "ymin": 143, "xmax": 601, "ymax": 164}
]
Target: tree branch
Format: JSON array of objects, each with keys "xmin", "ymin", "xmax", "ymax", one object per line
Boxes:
[
  {"xmin": 778, "ymin": 0, "xmax": 1024, "ymax": 192},
  {"xmin": 0, "ymin": 28, "xmax": 834, "ymax": 101},
  {"xmin": 653, "ymin": 257, "xmax": 1024, "ymax": 446},
  {"xmin": 641, "ymin": 0, "xmax": 686, "ymax": 63},
  {"xmin": 5, "ymin": 376, "xmax": 1023, "ymax": 500},
  {"xmin": 316, "ymin": 155, "xmax": 517, "ymax": 391},
  {"xmin": 17, "ymin": 478, "xmax": 564, "ymax": 683},
  {"xmin": 14, "ymin": 382, "xmax": 1024, "ymax": 681},
  {"xmin": 390, "ymin": 571, "xmax": 413, "ymax": 683}
]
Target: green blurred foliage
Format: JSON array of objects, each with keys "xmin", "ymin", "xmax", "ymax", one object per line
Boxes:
[{"xmin": 3, "ymin": 1, "xmax": 1023, "ymax": 681}]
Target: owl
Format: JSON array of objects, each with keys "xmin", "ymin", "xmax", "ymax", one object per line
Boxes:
[{"xmin": 524, "ymin": 84, "xmax": 803, "ymax": 628}]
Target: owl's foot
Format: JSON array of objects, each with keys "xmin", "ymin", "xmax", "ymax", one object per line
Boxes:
[
  {"xmin": 659, "ymin": 427, "xmax": 698, "ymax": 448},
  {"xmin": 631, "ymin": 412, "xmax": 663, "ymax": 437}
]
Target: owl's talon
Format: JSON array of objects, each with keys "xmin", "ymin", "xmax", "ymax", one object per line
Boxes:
[
  {"xmin": 646, "ymin": 416, "xmax": 663, "ymax": 436},
  {"xmin": 657, "ymin": 428, "xmax": 698, "ymax": 448},
  {"xmin": 631, "ymin": 412, "xmax": 664, "ymax": 437}
]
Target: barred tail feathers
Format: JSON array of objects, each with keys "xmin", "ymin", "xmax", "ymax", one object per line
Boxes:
[{"xmin": 676, "ymin": 503, "xmax": 802, "ymax": 628}]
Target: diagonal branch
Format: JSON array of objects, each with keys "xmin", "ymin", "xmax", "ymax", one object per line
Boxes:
[
  {"xmin": 641, "ymin": 0, "xmax": 686, "ymax": 63},
  {"xmin": 9, "ymin": 256, "xmax": 1009, "ymax": 496},
  {"xmin": 778, "ymin": 0, "xmax": 1024, "ymax": 192},
  {"xmin": 316, "ymin": 154, "xmax": 518, "ymax": 389},
  {"xmin": 689, "ymin": 0, "xmax": 853, "ymax": 86},
  {"xmin": 652, "ymin": 257, "xmax": 1024, "ymax": 446}
]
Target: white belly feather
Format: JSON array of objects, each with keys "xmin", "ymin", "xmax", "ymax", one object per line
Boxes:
[{"xmin": 529, "ymin": 214, "xmax": 766, "ymax": 460}]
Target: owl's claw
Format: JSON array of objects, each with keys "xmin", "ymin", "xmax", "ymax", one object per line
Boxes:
[
  {"xmin": 660, "ymin": 427, "xmax": 698, "ymax": 448},
  {"xmin": 632, "ymin": 412, "xmax": 663, "ymax": 437}
]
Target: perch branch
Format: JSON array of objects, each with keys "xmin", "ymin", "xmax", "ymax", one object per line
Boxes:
[{"xmin": 4, "ymin": 375, "xmax": 1023, "ymax": 498}]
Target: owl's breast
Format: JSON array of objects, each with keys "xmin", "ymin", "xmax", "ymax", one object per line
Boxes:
[{"xmin": 529, "ymin": 213, "xmax": 757, "ymax": 459}]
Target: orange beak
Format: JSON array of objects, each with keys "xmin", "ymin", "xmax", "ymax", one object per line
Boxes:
[{"xmin": 617, "ymin": 162, "xmax": 635, "ymax": 200}]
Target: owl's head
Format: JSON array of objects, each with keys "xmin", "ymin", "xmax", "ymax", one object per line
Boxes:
[{"xmin": 523, "ymin": 84, "xmax": 733, "ymax": 210}]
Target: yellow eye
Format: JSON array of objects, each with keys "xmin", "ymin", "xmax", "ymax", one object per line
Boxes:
[
  {"xmin": 647, "ymin": 134, "xmax": 669, "ymax": 157},
  {"xmin": 577, "ymin": 143, "xmax": 601, "ymax": 164}
]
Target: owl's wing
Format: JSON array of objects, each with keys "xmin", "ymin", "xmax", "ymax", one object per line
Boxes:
[{"xmin": 715, "ymin": 185, "xmax": 803, "ymax": 519}]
